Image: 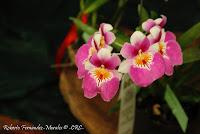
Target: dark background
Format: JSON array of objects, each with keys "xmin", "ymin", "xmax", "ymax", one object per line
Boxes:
[{"xmin": 0, "ymin": 0, "xmax": 199, "ymax": 133}]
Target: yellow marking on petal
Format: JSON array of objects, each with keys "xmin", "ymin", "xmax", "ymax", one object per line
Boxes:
[
  {"xmin": 158, "ymin": 42, "xmax": 166, "ymax": 56},
  {"xmin": 95, "ymin": 68, "xmax": 110, "ymax": 80},
  {"xmin": 89, "ymin": 46, "xmax": 97, "ymax": 57},
  {"xmin": 99, "ymin": 36, "xmax": 105, "ymax": 48},
  {"xmin": 91, "ymin": 67, "xmax": 112, "ymax": 87},
  {"xmin": 134, "ymin": 51, "xmax": 153, "ymax": 69}
]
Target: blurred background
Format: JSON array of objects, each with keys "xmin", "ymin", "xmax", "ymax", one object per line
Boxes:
[{"xmin": 0, "ymin": 0, "xmax": 200, "ymax": 133}]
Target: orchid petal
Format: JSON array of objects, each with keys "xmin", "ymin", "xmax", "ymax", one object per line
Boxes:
[
  {"xmin": 130, "ymin": 53, "xmax": 165, "ymax": 87},
  {"xmin": 120, "ymin": 43, "xmax": 138, "ymax": 58},
  {"xmin": 106, "ymin": 45, "xmax": 113, "ymax": 52},
  {"xmin": 118, "ymin": 59, "xmax": 132, "ymax": 73},
  {"xmin": 97, "ymin": 48, "xmax": 112, "ymax": 60},
  {"xmin": 111, "ymin": 70, "xmax": 122, "ymax": 80},
  {"xmin": 159, "ymin": 15, "xmax": 167, "ymax": 27},
  {"xmin": 149, "ymin": 42, "xmax": 159, "ymax": 54},
  {"xmin": 87, "ymin": 36, "xmax": 93, "ymax": 46},
  {"xmin": 164, "ymin": 31, "xmax": 176, "ymax": 42},
  {"xmin": 100, "ymin": 77, "xmax": 120, "ymax": 102},
  {"xmin": 147, "ymin": 34, "xmax": 156, "ymax": 44},
  {"xmin": 100, "ymin": 23, "xmax": 113, "ymax": 34},
  {"xmin": 163, "ymin": 57, "xmax": 174, "ymax": 76},
  {"xmin": 75, "ymin": 44, "xmax": 90, "ymax": 78},
  {"xmin": 138, "ymin": 37, "xmax": 150, "ymax": 52},
  {"xmin": 104, "ymin": 54, "xmax": 121, "ymax": 69},
  {"xmin": 149, "ymin": 26, "xmax": 162, "ymax": 40},
  {"xmin": 130, "ymin": 31, "xmax": 146, "ymax": 45},
  {"xmin": 83, "ymin": 72, "xmax": 98, "ymax": 99},
  {"xmin": 142, "ymin": 19, "xmax": 156, "ymax": 32},
  {"xmin": 104, "ymin": 31, "xmax": 116, "ymax": 45},
  {"xmin": 93, "ymin": 32, "xmax": 101, "ymax": 46},
  {"xmin": 166, "ymin": 40, "xmax": 183, "ymax": 65},
  {"xmin": 90, "ymin": 53, "xmax": 102, "ymax": 67},
  {"xmin": 154, "ymin": 15, "xmax": 167, "ymax": 27}
]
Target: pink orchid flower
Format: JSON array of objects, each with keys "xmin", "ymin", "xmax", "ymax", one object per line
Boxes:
[
  {"xmin": 75, "ymin": 37, "xmax": 97, "ymax": 79},
  {"xmin": 92, "ymin": 23, "xmax": 116, "ymax": 50},
  {"xmin": 142, "ymin": 15, "xmax": 167, "ymax": 32},
  {"xmin": 148, "ymin": 26, "xmax": 183, "ymax": 76},
  {"xmin": 82, "ymin": 48, "xmax": 121, "ymax": 101},
  {"xmin": 118, "ymin": 31, "xmax": 165, "ymax": 87},
  {"xmin": 75, "ymin": 23, "xmax": 116, "ymax": 79}
]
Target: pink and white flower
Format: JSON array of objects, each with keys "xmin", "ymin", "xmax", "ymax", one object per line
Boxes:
[
  {"xmin": 75, "ymin": 37, "xmax": 97, "ymax": 79},
  {"xmin": 118, "ymin": 31, "xmax": 165, "ymax": 87},
  {"xmin": 75, "ymin": 23, "xmax": 116, "ymax": 79},
  {"xmin": 82, "ymin": 48, "xmax": 121, "ymax": 101},
  {"xmin": 148, "ymin": 26, "xmax": 183, "ymax": 76},
  {"xmin": 142, "ymin": 15, "xmax": 167, "ymax": 32},
  {"xmin": 92, "ymin": 23, "xmax": 116, "ymax": 50}
]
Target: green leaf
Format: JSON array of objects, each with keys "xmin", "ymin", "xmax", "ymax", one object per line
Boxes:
[
  {"xmin": 183, "ymin": 47, "xmax": 200, "ymax": 63},
  {"xmin": 84, "ymin": 0, "xmax": 109, "ymax": 14},
  {"xmin": 91, "ymin": 12, "xmax": 97, "ymax": 27},
  {"xmin": 82, "ymin": 32, "xmax": 90, "ymax": 42},
  {"xmin": 164, "ymin": 85, "xmax": 188, "ymax": 133},
  {"xmin": 80, "ymin": 0, "xmax": 84, "ymax": 11},
  {"xmin": 137, "ymin": 4, "xmax": 149, "ymax": 24},
  {"xmin": 178, "ymin": 22, "xmax": 200, "ymax": 49},
  {"xmin": 70, "ymin": 17, "xmax": 96, "ymax": 34},
  {"xmin": 150, "ymin": 10, "xmax": 158, "ymax": 19},
  {"xmin": 113, "ymin": 32, "xmax": 129, "ymax": 51}
]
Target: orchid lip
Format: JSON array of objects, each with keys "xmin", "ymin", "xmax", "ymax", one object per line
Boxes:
[
  {"xmin": 90, "ymin": 67, "xmax": 113, "ymax": 87},
  {"xmin": 133, "ymin": 51, "xmax": 153, "ymax": 70}
]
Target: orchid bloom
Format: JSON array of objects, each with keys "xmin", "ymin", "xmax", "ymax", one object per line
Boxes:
[
  {"xmin": 75, "ymin": 37, "xmax": 97, "ymax": 78},
  {"xmin": 118, "ymin": 31, "xmax": 165, "ymax": 87},
  {"xmin": 75, "ymin": 23, "xmax": 116, "ymax": 79},
  {"xmin": 92, "ymin": 23, "xmax": 116, "ymax": 50},
  {"xmin": 142, "ymin": 15, "xmax": 167, "ymax": 32},
  {"xmin": 82, "ymin": 48, "xmax": 121, "ymax": 101},
  {"xmin": 148, "ymin": 26, "xmax": 183, "ymax": 76}
]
